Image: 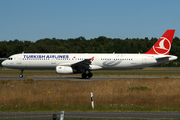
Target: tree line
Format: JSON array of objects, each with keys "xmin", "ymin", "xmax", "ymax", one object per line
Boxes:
[{"xmin": 0, "ymin": 36, "xmax": 180, "ymax": 67}]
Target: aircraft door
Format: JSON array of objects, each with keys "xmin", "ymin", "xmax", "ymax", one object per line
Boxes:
[
  {"xmin": 17, "ymin": 55, "xmax": 22, "ymax": 64},
  {"xmin": 142, "ymin": 56, "xmax": 147, "ymax": 64},
  {"xmin": 51, "ymin": 58, "xmax": 56, "ymax": 64},
  {"xmin": 93, "ymin": 56, "xmax": 99, "ymax": 65}
]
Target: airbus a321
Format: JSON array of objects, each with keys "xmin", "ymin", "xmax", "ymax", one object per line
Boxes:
[{"xmin": 1, "ymin": 29, "xmax": 177, "ymax": 78}]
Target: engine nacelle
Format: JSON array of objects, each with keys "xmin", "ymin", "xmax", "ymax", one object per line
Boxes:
[{"xmin": 56, "ymin": 66, "xmax": 73, "ymax": 74}]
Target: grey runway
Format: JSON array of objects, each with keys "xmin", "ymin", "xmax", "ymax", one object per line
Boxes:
[
  {"xmin": 1, "ymin": 112, "xmax": 180, "ymax": 119},
  {"xmin": 0, "ymin": 76, "xmax": 180, "ymax": 81}
]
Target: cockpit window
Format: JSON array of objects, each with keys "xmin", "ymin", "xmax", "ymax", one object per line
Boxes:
[{"xmin": 8, "ymin": 58, "xmax": 13, "ymax": 60}]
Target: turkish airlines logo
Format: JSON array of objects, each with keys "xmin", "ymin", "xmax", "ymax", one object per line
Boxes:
[
  {"xmin": 90, "ymin": 57, "xmax": 94, "ymax": 61},
  {"xmin": 153, "ymin": 37, "xmax": 171, "ymax": 55}
]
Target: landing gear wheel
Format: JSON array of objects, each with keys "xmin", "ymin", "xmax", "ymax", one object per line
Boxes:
[
  {"xmin": 19, "ymin": 69, "xmax": 24, "ymax": 78},
  {"xmin": 87, "ymin": 72, "xmax": 93, "ymax": 78},
  {"xmin": 19, "ymin": 74, "xmax": 23, "ymax": 78},
  {"xmin": 81, "ymin": 73, "xmax": 87, "ymax": 79}
]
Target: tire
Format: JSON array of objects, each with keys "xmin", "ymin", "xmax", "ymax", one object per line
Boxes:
[
  {"xmin": 19, "ymin": 74, "xmax": 23, "ymax": 78},
  {"xmin": 81, "ymin": 73, "xmax": 87, "ymax": 79},
  {"xmin": 88, "ymin": 72, "xmax": 93, "ymax": 78}
]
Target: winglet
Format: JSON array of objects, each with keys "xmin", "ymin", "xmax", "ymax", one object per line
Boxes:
[
  {"xmin": 90, "ymin": 57, "xmax": 94, "ymax": 61},
  {"xmin": 144, "ymin": 29, "xmax": 175, "ymax": 55}
]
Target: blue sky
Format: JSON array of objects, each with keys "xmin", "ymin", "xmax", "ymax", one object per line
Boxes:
[{"xmin": 0, "ymin": 0, "xmax": 180, "ymax": 42}]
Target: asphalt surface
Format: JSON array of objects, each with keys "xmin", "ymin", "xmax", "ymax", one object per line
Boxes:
[
  {"xmin": 1, "ymin": 112, "xmax": 180, "ymax": 119},
  {"xmin": 0, "ymin": 76, "xmax": 180, "ymax": 81}
]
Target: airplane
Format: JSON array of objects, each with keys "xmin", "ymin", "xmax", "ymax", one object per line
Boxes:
[{"xmin": 1, "ymin": 29, "xmax": 178, "ymax": 79}]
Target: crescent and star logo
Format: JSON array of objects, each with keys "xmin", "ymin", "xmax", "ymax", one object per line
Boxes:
[{"xmin": 153, "ymin": 37, "xmax": 171, "ymax": 55}]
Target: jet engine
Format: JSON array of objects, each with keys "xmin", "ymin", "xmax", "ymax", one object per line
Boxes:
[{"xmin": 56, "ymin": 66, "xmax": 74, "ymax": 74}]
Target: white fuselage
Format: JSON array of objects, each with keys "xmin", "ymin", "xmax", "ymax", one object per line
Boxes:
[{"xmin": 2, "ymin": 53, "xmax": 177, "ymax": 70}]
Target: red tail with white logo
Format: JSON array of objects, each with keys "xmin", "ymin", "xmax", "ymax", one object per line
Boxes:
[{"xmin": 144, "ymin": 29, "xmax": 175, "ymax": 55}]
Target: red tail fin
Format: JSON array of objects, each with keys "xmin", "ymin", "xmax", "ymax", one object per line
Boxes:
[{"xmin": 144, "ymin": 29, "xmax": 175, "ymax": 55}]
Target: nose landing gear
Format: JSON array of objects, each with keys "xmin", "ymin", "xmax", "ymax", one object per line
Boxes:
[{"xmin": 19, "ymin": 69, "xmax": 24, "ymax": 78}]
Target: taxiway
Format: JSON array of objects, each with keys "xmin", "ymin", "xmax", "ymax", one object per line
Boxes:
[
  {"xmin": 1, "ymin": 112, "xmax": 180, "ymax": 119},
  {"xmin": 0, "ymin": 76, "xmax": 180, "ymax": 81}
]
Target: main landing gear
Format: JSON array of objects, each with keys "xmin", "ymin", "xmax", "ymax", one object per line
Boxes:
[
  {"xmin": 81, "ymin": 72, "xmax": 93, "ymax": 79},
  {"xmin": 19, "ymin": 69, "xmax": 24, "ymax": 78}
]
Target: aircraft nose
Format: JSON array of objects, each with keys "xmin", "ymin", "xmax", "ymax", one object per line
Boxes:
[{"xmin": 1, "ymin": 61, "xmax": 6, "ymax": 67}]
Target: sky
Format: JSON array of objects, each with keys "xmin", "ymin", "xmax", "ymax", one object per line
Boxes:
[{"xmin": 0, "ymin": 0, "xmax": 180, "ymax": 42}]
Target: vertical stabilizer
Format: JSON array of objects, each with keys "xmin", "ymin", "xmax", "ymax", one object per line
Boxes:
[{"xmin": 144, "ymin": 29, "xmax": 175, "ymax": 55}]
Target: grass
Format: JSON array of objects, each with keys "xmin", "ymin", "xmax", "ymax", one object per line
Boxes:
[
  {"xmin": 0, "ymin": 68, "xmax": 180, "ymax": 113},
  {"xmin": 1, "ymin": 78, "xmax": 180, "ymax": 112}
]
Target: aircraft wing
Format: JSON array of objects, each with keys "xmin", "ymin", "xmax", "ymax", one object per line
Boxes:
[
  {"xmin": 71, "ymin": 59, "xmax": 91, "ymax": 66},
  {"xmin": 70, "ymin": 58, "xmax": 93, "ymax": 71},
  {"xmin": 58, "ymin": 57, "xmax": 94, "ymax": 71}
]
